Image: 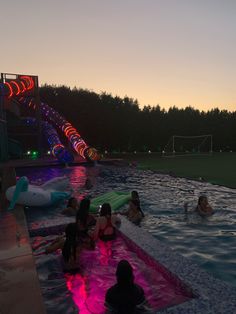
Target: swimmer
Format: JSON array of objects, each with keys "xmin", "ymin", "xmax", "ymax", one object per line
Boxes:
[{"xmin": 196, "ymin": 196, "xmax": 213, "ymax": 216}]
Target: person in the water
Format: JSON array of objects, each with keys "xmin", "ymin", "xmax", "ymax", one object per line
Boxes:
[
  {"xmin": 119, "ymin": 191, "xmax": 144, "ymax": 225},
  {"xmin": 196, "ymin": 195, "xmax": 213, "ymax": 216},
  {"xmin": 93, "ymin": 203, "xmax": 121, "ymax": 242},
  {"xmin": 46, "ymin": 198, "xmax": 96, "ymax": 255},
  {"xmin": 105, "ymin": 259, "xmax": 149, "ymax": 313},
  {"xmin": 131, "ymin": 191, "xmax": 145, "ymax": 218},
  {"xmin": 45, "ymin": 223, "xmax": 81, "ymax": 271},
  {"xmin": 76, "ymin": 198, "xmax": 96, "ymax": 249},
  {"xmin": 127, "ymin": 199, "xmax": 143, "ymax": 224},
  {"xmin": 61, "ymin": 223, "xmax": 79, "ymax": 271},
  {"xmin": 61, "ymin": 197, "xmax": 78, "ymax": 216}
]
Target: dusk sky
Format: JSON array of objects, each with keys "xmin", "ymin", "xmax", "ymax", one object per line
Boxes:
[{"xmin": 1, "ymin": 0, "xmax": 235, "ymax": 111}]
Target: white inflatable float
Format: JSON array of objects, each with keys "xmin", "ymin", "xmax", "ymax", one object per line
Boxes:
[{"xmin": 6, "ymin": 176, "xmax": 71, "ymax": 209}]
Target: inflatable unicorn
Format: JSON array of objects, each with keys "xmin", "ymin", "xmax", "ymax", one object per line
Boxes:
[{"xmin": 6, "ymin": 176, "xmax": 71, "ymax": 209}]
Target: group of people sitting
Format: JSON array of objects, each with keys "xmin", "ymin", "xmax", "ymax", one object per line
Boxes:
[
  {"xmin": 46, "ymin": 190, "xmax": 145, "ymax": 268},
  {"xmin": 46, "ymin": 199, "xmax": 119, "ymax": 267},
  {"xmin": 45, "ymin": 191, "xmax": 148, "ymax": 313}
]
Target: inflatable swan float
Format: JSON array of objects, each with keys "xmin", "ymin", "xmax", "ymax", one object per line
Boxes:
[{"xmin": 6, "ymin": 176, "xmax": 71, "ymax": 209}]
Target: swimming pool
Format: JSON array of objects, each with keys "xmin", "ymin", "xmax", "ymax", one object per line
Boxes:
[
  {"xmin": 32, "ymin": 233, "xmax": 192, "ymax": 313},
  {"xmin": 17, "ymin": 164, "xmax": 236, "ymax": 287}
]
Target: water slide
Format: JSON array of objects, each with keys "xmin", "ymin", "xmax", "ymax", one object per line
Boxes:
[
  {"xmin": 23, "ymin": 117, "xmax": 74, "ymax": 163},
  {"xmin": 1, "ymin": 76, "xmax": 99, "ymax": 162}
]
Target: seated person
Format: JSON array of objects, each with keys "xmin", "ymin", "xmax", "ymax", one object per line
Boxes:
[
  {"xmin": 120, "ymin": 199, "xmax": 143, "ymax": 225},
  {"xmin": 62, "ymin": 223, "xmax": 80, "ymax": 271},
  {"xmin": 131, "ymin": 191, "xmax": 145, "ymax": 217},
  {"xmin": 93, "ymin": 203, "xmax": 121, "ymax": 242},
  {"xmin": 76, "ymin": 198, "xmax": 96, "ymax": 248},
  {"xmin": 105, "ymin": 260, "xmax": 148, "ymax": 313},
  {"xmin": 128, "ymin": 200, "xmax": 143, "ymax": 224},
  {"xmin": 61, "ymin": 197, "xmax": 78, "ymax": 216},
  {"xmin": 45, "ymin": 223, "xmax": 80, "ymax": 272},
  {"xmin": 196, "ymin": 196, "xmax": 213, "ymax": 216}
]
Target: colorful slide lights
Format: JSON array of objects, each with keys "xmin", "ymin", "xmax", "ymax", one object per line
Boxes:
[
  {"xmin": 41, "ymin": 103, "xmax": 100, "ymax": 161},
  {"xmin": 43, "ymin": 121, "xmax": 74, "ymax": 163},
  {"xmin": 2, "ymin": 76, "xmax": 100, "ymax": 162},
  {"xmin": 22, "ymin": 117, "xmax": 74, "ymax": 163},
  {"xmin": 3, "ymin": 76, "xmax": 34, "ymax": 98}
]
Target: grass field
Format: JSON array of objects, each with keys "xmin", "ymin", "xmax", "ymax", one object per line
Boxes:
[{"xmin": 108, "ymin": 152, "xmax": 236, "ymax": 189}]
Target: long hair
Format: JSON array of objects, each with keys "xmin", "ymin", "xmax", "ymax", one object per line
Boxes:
[
  {"xmin": 131, "ymin": 191, "xmax": 139, "ymax": 200},
  {"xmin": 116, "ymin": 260, "xmax": 134, "ymax": 287},
  {"xmin": 198, "ymin": 195, "xmax": 207, "ymax": 205},
  {"xmin": 76, "ymin": 198, "xmax": 90, "ymax": 227},
  {"xmin": 62, "ymin": 223, "xmax": 77, "ymax": 263},
  {"xmin": 130, "ymin": 199, "xmax": 145, "ymax": 218},
  {"xmin": 100, "ymin": 203, "xmax": 112, "ymax": 217}
]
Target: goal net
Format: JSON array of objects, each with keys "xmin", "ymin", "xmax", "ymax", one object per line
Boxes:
[{"xmin": 162, "ymin": 134, "xmax": 213, "ymax": 157}]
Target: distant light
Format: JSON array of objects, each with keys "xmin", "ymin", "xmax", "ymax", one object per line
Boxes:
[
  {"xmin": 27, "ymin": 151, "xmax": 31, "ymax": 155},
  {"xmin": 162, "ymin": 150, "xmax": 165, "ymax": 154},
  {"xmin": 47, "ymin": 151, "xmax": 51, "ymax": 155},
  {"xmin": 220, "ymin": 150, "xmax": 222, "ymax": 153},
  {"xmin": 148, "ymin": 150, "xmax": 151, "ymax": 154},
  {"xmin": 105, "ymin": 150, "xmax": 108, "ymax": 154},
  {"xmin": 134, "ymin": 151, "xmax": 137, "ymax": 154},
  {"xmin": 32, "ymin": 151, "xmax": 37, "ymax": 156},
  {"xmin": 230, "ymin": 150, "xmax": 233, "ymax": 153}
]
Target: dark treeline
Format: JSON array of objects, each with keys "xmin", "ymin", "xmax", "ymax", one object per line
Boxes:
[{"xmin": 39, "ymin": 85, "xmax": 236, "ymax": 152}]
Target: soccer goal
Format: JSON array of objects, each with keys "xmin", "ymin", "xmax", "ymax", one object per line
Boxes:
[{"xmin": 162, "ymin": 134, "xmax": 213, "ymax": 157}]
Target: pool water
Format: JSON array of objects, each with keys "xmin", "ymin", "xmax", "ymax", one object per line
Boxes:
[
  {"xmin": 17, "ymin": 164, "xmax": 236, "ymax": 286},
  {"xmin": 32, "ymin": 234, "xmax": 191, "ymax": 313}
]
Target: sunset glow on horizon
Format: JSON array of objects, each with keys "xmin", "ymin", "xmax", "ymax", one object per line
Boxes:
[{"xmin": 1, "ymin": 0, "xmax": 235, "ymax": 111}]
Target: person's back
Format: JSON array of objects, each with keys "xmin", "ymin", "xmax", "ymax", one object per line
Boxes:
[
  {"xmin": 62, "ymin": 197, "xmax": 78, "ymax": 216},
  {"xmin": 106, "ymin": 282, "xmax": 145, "ymax": 313},
  {"xmin": 105, "ymin": 260, "xmax": 147, "ymax": 313},
  {"xmin": 196, "ymin": 195, "xmax": 213, "ymax": 216},
  {"xmin": 76, "ymin": 198, "xmax": 96, "ymax": 249},
  {"xmin": 97, "ymin": 215, "xmax": 119, "ymax": 241},
  {"xmin": 62, "ymin": 223, "xmax": 78, "ymax": 270},
  {"xmin": 131, "ymin": 191, "xmax": 145, "ymax": 218},
  {"xmin": 128, "ymin": 200, "xmax": 143, "ymax": 224},
  {"xmin": 93, "ymin": 203, "xmax": 120, "ymax": 241}
]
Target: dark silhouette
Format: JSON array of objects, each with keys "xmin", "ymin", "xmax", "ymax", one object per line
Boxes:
[
  {"xmin": 105, "ymin": 260, "xmax": 148, "ymax": 313},
  {"xmin": 37, "ymin": 84, "xmax": 236, "ymax": 153},
  {"xmin": 61, "ymin": 197, "xmax": 78, "ymax": 216},
  {"xmin": 76, "ymin": 198, "xmax": 96, "ymax": 249},
  {"xmin": 62, "ymin": 223, "xmax": 77, "ymax": 264}
]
